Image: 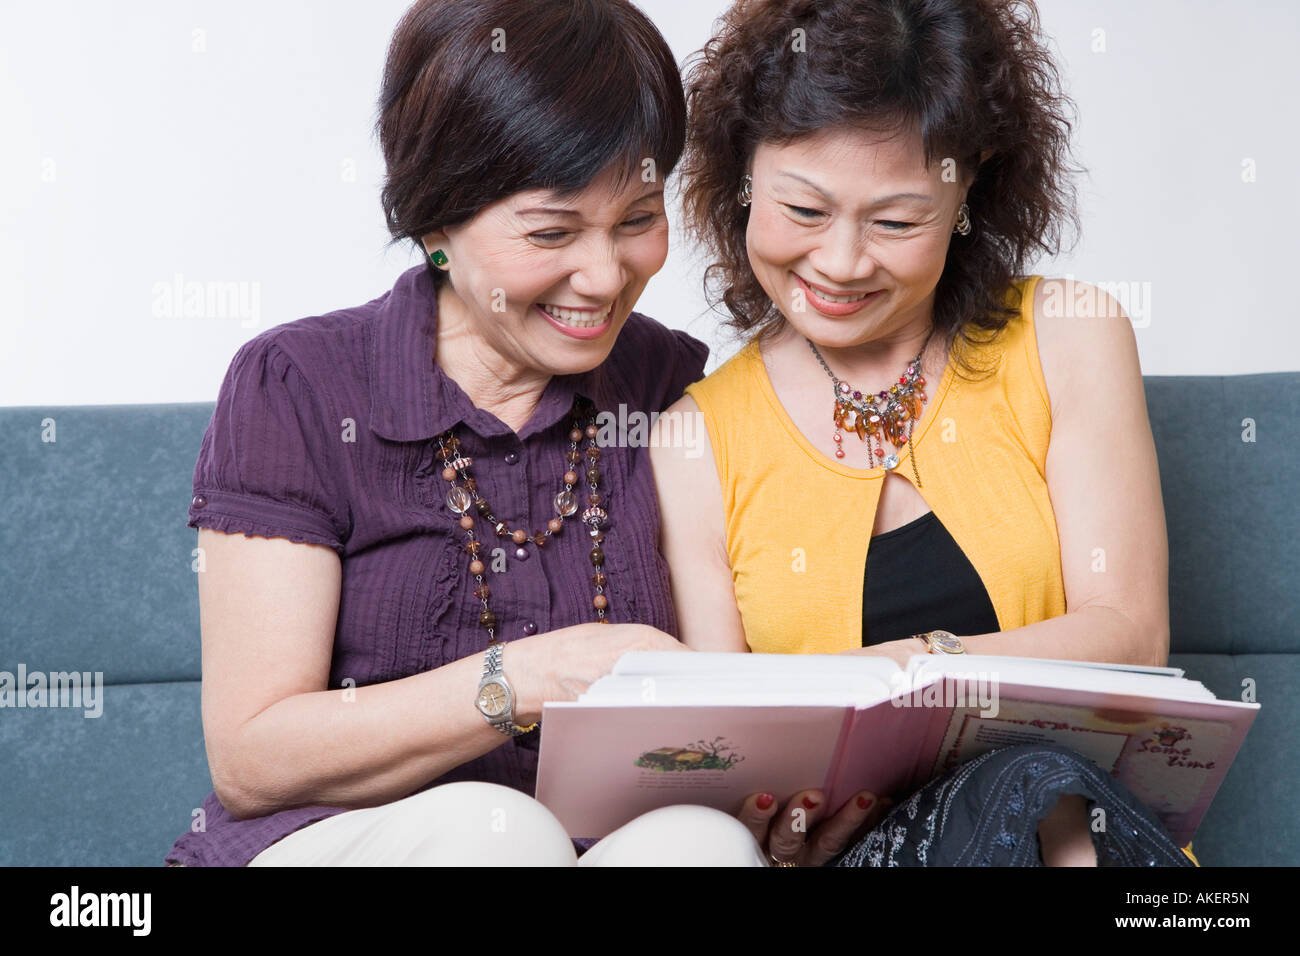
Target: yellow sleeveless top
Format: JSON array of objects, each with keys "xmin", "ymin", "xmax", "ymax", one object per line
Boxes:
[
  {"xmin": 685, "ymin": 279, "xmax": 1203, "ymax": 868},
  {"xmin": 684, "ymin": 274, "xmax": 1067, "ymax": 654}
]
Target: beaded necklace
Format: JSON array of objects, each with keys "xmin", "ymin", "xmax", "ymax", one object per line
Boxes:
[
  {"xmin": 435, "ymin": 396, "xmax": 611, "ymax": 646},
  {"xmin": 807, "ymin": 328, "xmax": 935, "ymax": 488}
]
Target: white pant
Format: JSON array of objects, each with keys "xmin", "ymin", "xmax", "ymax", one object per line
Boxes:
[{"xmin": 247, "ymin": 782, "xmax": 768, "ymax": 866}]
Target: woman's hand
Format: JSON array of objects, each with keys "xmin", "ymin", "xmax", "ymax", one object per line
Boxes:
[
  {"xmin": 841, "ymin": 637, "xmax": 928, "ymax": 668},
  {"xmin": 737, "ymin": 788, "xmax": 892, "ymax": 867},
  {"xmin": 507, "ymin": 622, "xmax": 689, "ymax": 724}
]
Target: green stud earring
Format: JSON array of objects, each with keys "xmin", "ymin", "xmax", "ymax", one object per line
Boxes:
[{"xmin": 429, "ymin": 249, "xmax": 449, "ymax": 268}]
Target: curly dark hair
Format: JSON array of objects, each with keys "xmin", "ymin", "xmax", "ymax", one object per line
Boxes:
[{"xmin": 679, "ymin": 0, "xmax": 1083, "ymax": 379}]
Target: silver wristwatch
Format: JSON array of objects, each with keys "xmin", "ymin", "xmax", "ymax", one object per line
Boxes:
[
  {"xmin": 475, "ymin": 642, "xmax": 537, "ymax": 736},
  {"xmin": 913, "ymin": 629, "xmax": 966, "ymax": 655}
]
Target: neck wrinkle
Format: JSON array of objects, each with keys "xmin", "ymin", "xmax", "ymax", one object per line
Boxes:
[{"xmin": 434, "ymin": 285, "xmax": 552, "ymax": 433}]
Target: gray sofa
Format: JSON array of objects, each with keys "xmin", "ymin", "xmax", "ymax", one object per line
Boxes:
[{"xmin": 1, "ymin": 373, "xmax": 1296, "ymax": 865}]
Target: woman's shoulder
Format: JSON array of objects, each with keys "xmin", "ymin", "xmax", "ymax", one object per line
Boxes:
[
  {"xmin": 217, "ymin": 280, "xmax": 401, "ymax": 422},
  {"xmin": 612, "ymin": 310, "xmax": 709, "ymax": 366},
  {"xmin": 604, "ymin": 310, "xmax": 710, "ymax": 413},
  {"xmin": 1022, "ymin": 275, "xmax": 1140, "ymax": 421},
  {"xmin": 228, "ymin": 280, "xmax": 383, "ymax": 376}
]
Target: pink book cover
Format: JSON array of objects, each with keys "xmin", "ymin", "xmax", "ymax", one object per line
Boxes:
[
  {"xmin": 823, "ymin": 698, "xmax": 936, "ymax": 809},
  {"xmin": 535, "ymin": 703, "xmax": 851, "ymax": 838}
]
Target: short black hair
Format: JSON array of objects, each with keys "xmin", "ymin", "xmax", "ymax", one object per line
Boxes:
[{"xmin": 376, "ymin": 0, "xmax": 687, "ymax": 285}]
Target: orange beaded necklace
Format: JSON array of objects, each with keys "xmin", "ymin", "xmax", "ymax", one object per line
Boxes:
[{"xmin": 808, "ymin": 327, "xmax": 935, "ymax": 487}]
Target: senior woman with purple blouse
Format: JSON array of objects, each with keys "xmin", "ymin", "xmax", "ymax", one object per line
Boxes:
[{"xmin": 164, "ymin": 0, "xmax": 800, "ymax": 866}]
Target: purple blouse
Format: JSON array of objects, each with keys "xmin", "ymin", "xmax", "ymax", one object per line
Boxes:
[{"xmin": 165, "ymin": 264, "xmax": 708, "ymax": 866}]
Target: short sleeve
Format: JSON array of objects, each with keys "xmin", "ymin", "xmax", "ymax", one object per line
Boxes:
[
  {"xmin": 603, "ymin": 314, "xmax": 709, "ymax": 414},
  {"xmin": 188, "ymin": 337, "xmax": 347, "ymax": 555},
  {"xmin": 661, "ymin": 328, "xmax": 710, "ymax": 411}
]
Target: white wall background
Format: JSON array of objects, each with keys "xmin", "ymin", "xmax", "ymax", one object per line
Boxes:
[{"xmin": 2, "ymin": 0, "xmax": 1297, "ymax": 407}]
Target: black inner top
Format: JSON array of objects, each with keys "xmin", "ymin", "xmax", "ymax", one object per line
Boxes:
[{"xmin": 862, "ymin": 510, "xmax": 1000, "ymax": 646}]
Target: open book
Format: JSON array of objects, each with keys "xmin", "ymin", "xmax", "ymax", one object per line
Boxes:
[{"xmin": 534, "ymin": 652, "xmax": 1258, "ymax": 845}]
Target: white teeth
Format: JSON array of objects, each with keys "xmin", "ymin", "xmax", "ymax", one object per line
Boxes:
[
  {"xmin": 539, "ymin": 303, "xmax": 610, "ymax": 327},
  {"xmin": 811, "ymin": 288, "xmax": 871, "ymax": 304}
]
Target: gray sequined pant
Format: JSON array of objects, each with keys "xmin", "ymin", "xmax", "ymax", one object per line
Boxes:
[{"xmin": 833, "ymin": 744, "xmax": 1197, "ymax": 867}]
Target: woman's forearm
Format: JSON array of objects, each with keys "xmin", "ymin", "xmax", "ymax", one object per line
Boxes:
[
  {"xmin": 209, "ymin": 629, "xmax": 576, "ymax": 820},
  {"xmin": 210, "ymin": 617, "xmax": 664, "ymax": 820},
  {"xmin": 211, "ymin": 651, "xmax": 500, "ymax": 819},
  {"xmin": 958, "ymin": 605, "xmax": 1169, "ymax": 668}
]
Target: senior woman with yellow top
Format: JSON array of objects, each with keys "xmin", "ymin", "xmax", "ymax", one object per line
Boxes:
[{"xmin": 650, "ymin": 0, "xmax": 1198, "ymax": 867}]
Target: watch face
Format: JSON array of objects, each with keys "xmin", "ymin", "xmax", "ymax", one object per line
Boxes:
[
  {"xmin": 932, "ymin": 631, "xmax": 963, "ymax": 653},
  {"xmin": 477, "ymin": 681, "xmax": 510, "ymax": 717}
]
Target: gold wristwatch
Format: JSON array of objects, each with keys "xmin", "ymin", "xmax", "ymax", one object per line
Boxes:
[{"xmin": 912, "ymin": 629, "xmax": 965, "ymax": 655}]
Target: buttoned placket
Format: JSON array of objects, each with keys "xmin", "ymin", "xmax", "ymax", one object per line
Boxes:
[{"xmin": 501, "ymin": 431, "xmax": 548, "ymax": 643}]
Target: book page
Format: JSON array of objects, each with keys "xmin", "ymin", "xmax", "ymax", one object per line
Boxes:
[
  {"xmin": 907, "ymin": 655, "xmax": 1215, "ymax": 702},
  {"xmin": 611, "ymin": 651, "xmax": 901, "ymax": 682},
  {"xmin": 906, "ymin": 653, "xmax": 1186, "ymax": 679},
  {"xmin": 578, "ymin": 675, "xmax": 890, "ymax": 706}
]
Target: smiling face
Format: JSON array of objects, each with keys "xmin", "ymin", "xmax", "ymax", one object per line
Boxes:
[
  {"xmin": 745, "ymin": 124, "xmax": 973, "ymax": 351},
  {"xmin": 421, "ymin": 162, "xmax": 669, "ymax": 381}
]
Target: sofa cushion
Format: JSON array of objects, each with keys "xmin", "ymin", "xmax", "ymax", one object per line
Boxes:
[
  {"xmin": 0, "ymin": 681, "xmax": 210, "ymax": 866},
  {"xmin": 1145, "ymin": 374, "xmax": 1300, "ymax": 656},
  {"xmin": 0, "ymin": 403, "xmax": 214, "ymax": 684}
]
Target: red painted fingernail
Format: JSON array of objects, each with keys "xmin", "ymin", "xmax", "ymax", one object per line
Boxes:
[
  {"xmin": 802, "ymin": 795, "xmax": 820, "ymax": 810},
  {"xmin": 756, "ymin": 793, "xmax": 774, "ymax": 811},
  {"xmin": 857, "ymin": 795, "xmax": 874, "ymax": 811}
]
